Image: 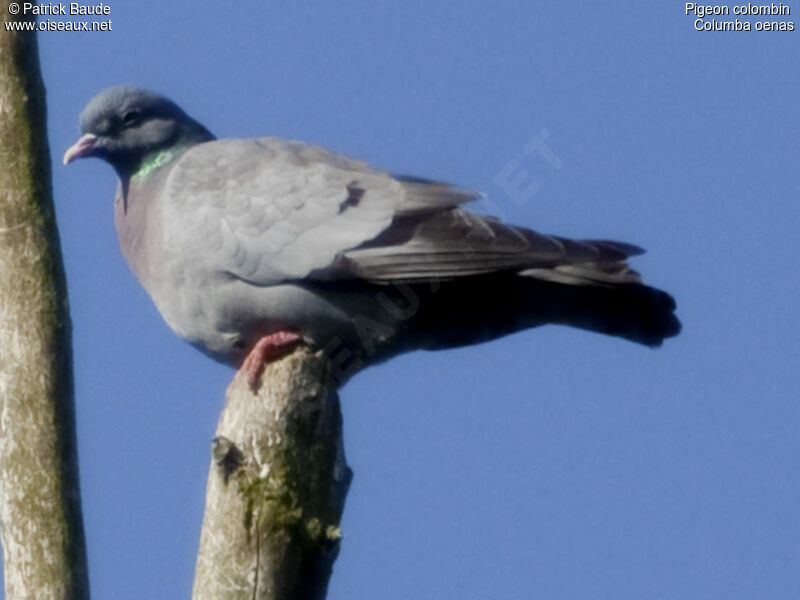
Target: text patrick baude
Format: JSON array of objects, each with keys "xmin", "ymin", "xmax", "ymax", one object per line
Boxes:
[{"xmin": 20, "ymin": 2, "xmax": 110, "ymax": 15}]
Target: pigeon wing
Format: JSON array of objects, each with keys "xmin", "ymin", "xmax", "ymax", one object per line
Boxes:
[
  {"xmin": 161, "ymin": 137, "xmax": 479, "ymax": 284},
  {"xmin": 162, "ymin": 137, "xmax": 641, "ymax": 287},
  {"xmin": 337, "ymin": 209, "xmax": 644, "ymax": 285}
]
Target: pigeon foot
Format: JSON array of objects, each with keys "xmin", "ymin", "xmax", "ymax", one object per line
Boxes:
[{"xmin": 241, "ymin": 331, "xmax": 302, "ymax": 390}]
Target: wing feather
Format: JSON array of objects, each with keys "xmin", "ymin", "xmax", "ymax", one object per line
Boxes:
[
  {"xmin": 161, "ymin": 137, "xmax": 641, "ymax": 288},
  {"xmin": 161, "ymin": 137, "xmax": 481, "ymax": 283},
  {"xmin": 338, "ymin": 210, "xmax": 643, "ymax": 285}
]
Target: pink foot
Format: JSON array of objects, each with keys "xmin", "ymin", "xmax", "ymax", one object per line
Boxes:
[{"xmin": 240, "ymin": 331, "xmax": 302, "ymax": 390}]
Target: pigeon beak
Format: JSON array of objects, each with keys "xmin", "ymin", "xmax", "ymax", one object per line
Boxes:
[{"xmin": 63, "ymin": 133, "xmax": 99, "ymax": 165}]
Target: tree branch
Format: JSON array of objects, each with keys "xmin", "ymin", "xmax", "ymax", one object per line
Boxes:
[
  {"xmin": 0, "ymin": 7, "xmax": 90, "ymax": 600},
  {"xmin": 193, "ymin": 348, "xmax": 352, "ymax": 600}
]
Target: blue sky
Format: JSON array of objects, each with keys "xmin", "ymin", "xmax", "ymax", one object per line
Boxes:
[{"xmin": 7, "ymin": 2, "xmax": 799, "ymax": 598}]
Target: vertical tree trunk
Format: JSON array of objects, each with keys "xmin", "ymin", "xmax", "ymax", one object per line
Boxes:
[
  {"xmin": 0, "ymin": 8, "xmax": 91, "ymax": 599},
  {"xmin": 193, "ymin": 349, "xmax": 352, "ymax": 600}
]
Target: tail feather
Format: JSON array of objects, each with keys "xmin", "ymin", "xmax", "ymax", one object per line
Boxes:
[
  {"xmin": 534, "ymin": 279, "xmax": 681, "ymax": 347},
  {"xmin": 397, "ymin": 272, "xmax": 681, "ymax": 352}
]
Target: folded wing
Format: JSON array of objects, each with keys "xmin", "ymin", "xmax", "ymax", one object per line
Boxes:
[{"xmin": 163, "ymin": 137, "xmax": 643, "ymax": 287}]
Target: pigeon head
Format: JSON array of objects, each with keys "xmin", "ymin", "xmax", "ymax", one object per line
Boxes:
[{"xmin": 63, "ymin": 86, "xmax": 215, "ymax": 177}]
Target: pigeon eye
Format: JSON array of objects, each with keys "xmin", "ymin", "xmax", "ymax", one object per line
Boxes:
[{"xmin": 121, "ymin": 110, "xmax": 140, "ymax": 127}]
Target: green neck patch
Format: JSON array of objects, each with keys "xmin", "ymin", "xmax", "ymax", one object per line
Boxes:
[{"xmin": 133, "ymin": 149, "xmax": 175, "ymax": 179}]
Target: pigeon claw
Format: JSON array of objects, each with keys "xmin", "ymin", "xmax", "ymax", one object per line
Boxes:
[{"xmin": 241, "ymin": 331, "xmax": 302, "ymax": 390}]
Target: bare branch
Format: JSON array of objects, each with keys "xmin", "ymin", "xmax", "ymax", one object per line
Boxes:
[
  {"xmin": 0, "ymin": 7, "xmax": 91, "ymax": 600},
  {"xmin": 193, "ymin": 349, "xmax": 352, "ymax": 600}
]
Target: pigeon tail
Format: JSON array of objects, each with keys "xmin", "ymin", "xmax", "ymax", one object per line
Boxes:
[
  {"xmin": 521, "ymin": 278, "xmax": 682, "ymax": 347},
  {"xmin": 375, "ymin": 272, "xmax": 681, "ymax": 357}
]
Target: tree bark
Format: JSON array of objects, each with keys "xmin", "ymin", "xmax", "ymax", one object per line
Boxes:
[
  {"xmin": 0, "ymin": 8, "xmax": 91, "ymax": 600},
  {"xmin": 193, "ymin": 349, "xmax": 352, "ymax": 600}
]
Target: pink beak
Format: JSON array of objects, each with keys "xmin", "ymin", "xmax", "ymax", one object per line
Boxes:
[{"xmin": 62, "ymin": 133, "xmax": 98, "ymax": 165}]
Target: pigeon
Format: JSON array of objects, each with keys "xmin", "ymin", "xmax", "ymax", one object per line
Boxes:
[{"xmin": 64, "ymin": 86, "xmax": 680, "ymax": 387}]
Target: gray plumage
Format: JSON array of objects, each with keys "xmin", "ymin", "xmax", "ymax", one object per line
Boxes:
[{"xmin": 65, "ymin": 86, "xmax": 680, "ymax": 372}]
